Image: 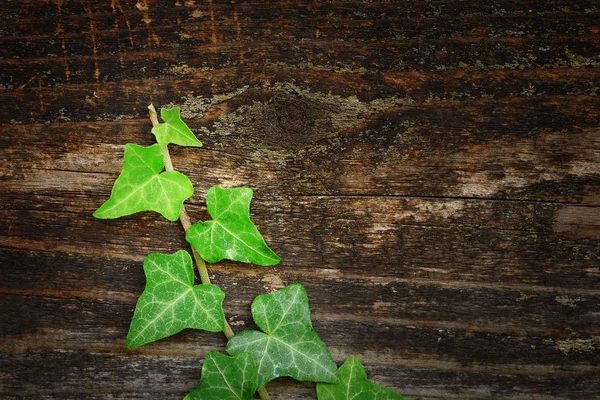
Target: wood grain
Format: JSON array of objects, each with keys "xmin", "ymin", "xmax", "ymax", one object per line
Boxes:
[{"xmin": 1, "ymin": 1, "xmax": 599, "ymax": 399}]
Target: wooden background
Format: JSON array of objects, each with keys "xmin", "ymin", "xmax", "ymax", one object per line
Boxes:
[{"xmin": 1, "ymin": 0, "xmax": 599, "ymax": 398}]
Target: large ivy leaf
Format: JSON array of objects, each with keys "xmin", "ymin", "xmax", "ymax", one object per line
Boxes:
[
  {"xmin": 185, "ymin": 352, "xmax": 259, "ymax": 400},
  {"xmin": 186, "ymin": 186, "xmax": 280, "ymax": 265},
  {"xmin": 226, "ymin": 284, "xmax": 338, "ymax": 388},
  {"xmin": 126, "ymin": 250, "xmax": 225, "ymax": 349},
  {"xmin": 317, "ymin": 356, "xmax": 406, "ymax": 400},
  {"xmin": 93, "ymin": 143, "xmax": 193, "ymax": 221},
  {"xmin": 151, "ymin": 107, "xmax": 203, "ymax": 148}
]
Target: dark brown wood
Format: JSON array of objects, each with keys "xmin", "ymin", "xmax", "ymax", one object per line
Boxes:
[{"xmin": 1, "ymin": 1, "xmax": 599, "ymax": 398}]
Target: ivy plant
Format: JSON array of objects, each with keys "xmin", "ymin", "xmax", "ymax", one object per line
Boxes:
[
  {"xmin": 186, "ymin": 186, "xmax": 281, "ymax": 265},
  {"xmin": 94, "ymin": 105, "xmax": 405, "ymax": 399},
  {"xmin": 317, "ymin": 357, "xmax": 406, "ymax": 400},
  {"xmin": 126, "ymin": 250, "xmax": 225, "ymax": 349},
  {"xmin": 227, "ymin": 283, "xmax": 338, "ymax": 388}
]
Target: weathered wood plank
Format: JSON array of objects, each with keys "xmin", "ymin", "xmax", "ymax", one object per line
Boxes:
[
  {"xmin": 2, "ymin": 94, "xmax": 600, "ymax": 203},
  {"xmin": 3, "ymin": 245, "xmax": 599, "ymax": 339},
  {"xmin": 2, "ymin": 194, "xmax": 600, "ymax": 289},
  {"xmin": 3, "ymin": 38, "xmax": 599, "ymax": 91},
  {"xmin": 4, "ymin": 12, "xmax": 599, "ymax": 63},
  {"xmin": 2, "ymin": 68, "xmax": 599, "ymax": 123},
  {"xmin": 2, "ymin": 348, "xmax": 599, "ymax": 400},
  {"xmin": 3, "ymin": 269, "xmax": 600, "ymax": 354},
  {"xmin": 3, "ymin": 1, "xmax": 598, "ymax": 47}
]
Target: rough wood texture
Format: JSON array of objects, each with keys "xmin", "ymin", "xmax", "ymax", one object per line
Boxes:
[{"xmin": 1, "ymin": 1, "xmax": 599, "ymax": 399}]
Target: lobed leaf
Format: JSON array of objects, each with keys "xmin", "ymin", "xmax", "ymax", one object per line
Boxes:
[
  {"xmin": 186, "ymin": 186, "xmax": 280, "ymax": 265},
  {"xmin": 226, "ymin": 284, "xmax": 338, "ymax": 388},
  {"xmin": 151, "ymin": 107, "xmax": 203, "ymax": 148},
  {"xmin": 126, "ymin": 250, "xmax": 225, "ymax": 349},
  {"xmin": 185, "ymin": 352, "xmax": 259, "ymax": 400},
  {"xmin": 93, "ymin": 143, "xmax": 193, "ymax": 221},
  {"xmin": 317, "ymin": 356, "xmax": 406, "ymax": 400}
]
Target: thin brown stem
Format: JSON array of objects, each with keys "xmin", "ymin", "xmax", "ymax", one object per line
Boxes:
[
  {"xmin": 147, "ymin": 104, "xmax": 262, "ymax": 395},
  {"xmin": 147, "ymin": 105, "xmax": 215, "ymax": 296},
  {"xmin": 257, "ymin": 387, "xmax": 271, "ymax": 400}
]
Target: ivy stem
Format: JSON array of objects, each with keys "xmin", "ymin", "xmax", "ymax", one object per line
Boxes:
[
  {"xmin": 148, "ymin": 104, "xmax": 235, "ymax": 339},
  {"xmin": 147, "ymin": 105, "xmax": 269, "ymax": 399}
]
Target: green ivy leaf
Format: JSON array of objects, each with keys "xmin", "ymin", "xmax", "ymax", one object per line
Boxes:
[
  {"xmin": 226, "ymin": 284, "xmax": 338, "ymax": 388},
  {"xmin": 126, "ymin": 250, "xmax": 225, "ymax": 349},
  {"xmin": 186, "ymin": 186, "xmax": 280, "ymax": 265},
  {"xmin": 185, "ymin": 352, "xmax": 259, "ymax": 400},
  {"xmin": 93, "ymin": 143, "xmax": 193, "ymax": 221},
  {"xmin": 151, "ymin": 107, "xmax": 203, "ymax": 148},
  {"xmin": 317, "ymin": 356, "xmax": 406, "ymax": 400}
]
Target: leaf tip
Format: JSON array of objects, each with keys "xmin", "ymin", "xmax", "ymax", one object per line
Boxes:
[
  {"xmin": 92, "ymin": 204, "xmax": 110, "ymax": 219},
  {"xmin": 264, "ymin": 252, "xmax": 282, "ymax": 266}
]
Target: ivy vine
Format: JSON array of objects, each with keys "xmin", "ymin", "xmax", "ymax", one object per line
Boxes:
[{"xmin": 94, "ymin": 105, "xmax": 406, "ymax": 399}]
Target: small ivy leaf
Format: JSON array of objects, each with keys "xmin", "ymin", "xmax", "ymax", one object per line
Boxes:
[
  {"xmin": 186, "ymin": 186, "xmax": 281, "ymax": 265},
  {"xmin": 151, "ymin": 107, "xmax": 203, "ymax": 148},
  {"xmin": 317, "ymin": 356, "xmax": 407, "ymax": 400},
  {"xmin": 93, "ymin": 143, "xmax": 193, "ymax": 222},
  {"xmin": 185, "ymin": 351, "xmax": 259, "ymax": 400},
  {"xmin": 226, "ymin": 283, "xmax": 338, "ymax": 388},
  {"xmin": 126, "ymin": 250, "xmax": 225, "ymax": 349}
]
